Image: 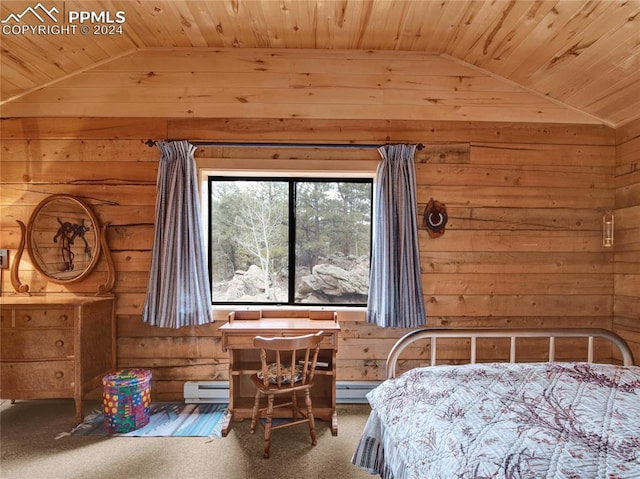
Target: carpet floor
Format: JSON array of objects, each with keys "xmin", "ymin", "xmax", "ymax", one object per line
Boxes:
[{"xmin": 0, "ymin": 398, "xmax": 375, "ymax": 479}]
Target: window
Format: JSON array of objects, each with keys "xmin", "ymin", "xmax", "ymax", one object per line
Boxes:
[{"xmin": 208, "ymin": 176, "xmax": 373, "ymax": 306}]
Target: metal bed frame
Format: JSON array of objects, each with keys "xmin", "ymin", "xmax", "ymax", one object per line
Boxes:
[{"xmin": 386, "ymin": 328, "xmax": 635, "ymax": 379}]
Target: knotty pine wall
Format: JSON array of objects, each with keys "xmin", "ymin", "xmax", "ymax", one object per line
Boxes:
[
  {"xmin": 1, "ymin": 117, "xmax": 636, "ymax": 400},
  {"xmin": 613, "ymin": 118, "xmax": 640, "ymax": 360}
]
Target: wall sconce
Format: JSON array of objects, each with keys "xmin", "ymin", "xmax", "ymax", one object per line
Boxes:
[{"xmin": 602, "ymin": 210, "xmax": 614, "ymax": 248}]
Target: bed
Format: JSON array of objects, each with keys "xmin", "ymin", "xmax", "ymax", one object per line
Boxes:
[{"xmin": 352, "ymin": 328, "xmax": 640, "ymax": 479}]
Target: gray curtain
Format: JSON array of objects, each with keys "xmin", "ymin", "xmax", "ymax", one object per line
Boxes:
[
  {"xmin": 367, "ymin": 144, "xmax": 426, "ymax": 328},
  {"xmin": 142, "ymin": 141, "xmax": 213, "ymax": 328}
]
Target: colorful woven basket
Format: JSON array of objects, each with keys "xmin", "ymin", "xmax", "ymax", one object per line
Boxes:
[{"xmin": 102, "ymin": 368, "xmax": 152, "ymax": 434}]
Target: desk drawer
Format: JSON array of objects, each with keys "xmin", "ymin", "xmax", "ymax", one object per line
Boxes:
[
  {"xmin": 223, "ymin": 331, "xmax": 336, "ymax": 349},
  {"xmin": 1, "ymin": 329, "xmax": 74, "ymax": 360},
  {"xmin": 14, "ymin": 309, "xmax": 73, "ymax": 328},
  {"xmin": 0, "ymin": 360, "xmax": 74, "ymax": 393}
]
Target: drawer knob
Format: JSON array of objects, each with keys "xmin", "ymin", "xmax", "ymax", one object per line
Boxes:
[
  {"xmin": 55, "ymin": 371, "xmax": 64, "ymax": 379},
  {"xmin": 59, "ymin": 315, "xmax": 68, "ymax": 322},
  {"xmin": 55, "ymin": 340, "xmax": 64, "ymax": 348},
  {"xmin": 23, "ymin": 315, "xmax": 32, "ymax": 322}
]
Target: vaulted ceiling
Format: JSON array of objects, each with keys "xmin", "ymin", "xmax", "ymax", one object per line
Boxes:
[{"xmin": 1, "ymin": 0, "xmax": 639, "ymax": 127}]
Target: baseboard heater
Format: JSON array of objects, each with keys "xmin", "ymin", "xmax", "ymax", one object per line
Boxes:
[
  {"xmin": 335, "ymin": 381, "xmax": 381, "ymax": 403},
  {"xmin": 183, "ymin": 380, "xmax": 381, "ymax": 404},
  {"xmin": 184, "ymin": 381, "xmax": 230, "ymax": 404}
]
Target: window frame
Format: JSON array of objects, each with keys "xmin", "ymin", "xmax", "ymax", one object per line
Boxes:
[{"xmin": 206, "ymin": 174, "xmax": 374, "ymax": 307}]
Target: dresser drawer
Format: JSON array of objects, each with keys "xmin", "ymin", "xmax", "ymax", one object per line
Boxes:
[
  {"xmin": 1, "ymin": 329, "xmax": 74, "ymax": 360},
  {"xmin": 0, "ymin": 309, "xmax": 11, "ymax": 327},
  {"xmin": 0, "ymin": 360, "xmax": 74, "ymax": 393},
  {"xmin": 13, "ymin": 309, "xmax": 73, "ymax": 328}
]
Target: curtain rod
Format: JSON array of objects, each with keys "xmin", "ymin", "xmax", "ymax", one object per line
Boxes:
[{"xmin": 145, "ymin": 140, "xmax": 424, "ymax": 150}]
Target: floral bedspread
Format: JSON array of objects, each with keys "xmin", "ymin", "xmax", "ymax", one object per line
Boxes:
[{"xmin": 352, "ymin": 362, "xmax": 640, "ymax": 479}]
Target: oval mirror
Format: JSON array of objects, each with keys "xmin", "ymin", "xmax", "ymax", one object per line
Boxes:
[{"xmin": 26, "ymin": 194, "xmax": 101, "ymax": 283}]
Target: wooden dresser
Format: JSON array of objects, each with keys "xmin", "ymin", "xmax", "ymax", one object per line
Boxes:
[{"xmin": 0, "ymin": 295, "xmax": 116, "ymax": 422}]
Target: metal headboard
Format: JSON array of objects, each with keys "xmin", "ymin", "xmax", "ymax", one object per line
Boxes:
[{"xmin": 386, "ymin": 328, "xmax": 635, "ymax": 379}]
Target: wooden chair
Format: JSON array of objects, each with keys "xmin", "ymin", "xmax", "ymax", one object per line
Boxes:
[{"xmin": 249, "ymin": 331, "xmax": 324, "ymax": 459}]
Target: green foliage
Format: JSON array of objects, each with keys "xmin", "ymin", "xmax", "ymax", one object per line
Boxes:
[
  {"xmin": 209, "ymin": 178, "xmax": 372, "ymax": 299},
  {"xmin": 295, "ymin": 181, "xmax": 371, "ymax": 269}
]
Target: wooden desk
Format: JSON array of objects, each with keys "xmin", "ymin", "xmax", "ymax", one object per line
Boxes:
[{"xmin": 219, "ymin": 310, "xmax": 340, "ymax": 437}]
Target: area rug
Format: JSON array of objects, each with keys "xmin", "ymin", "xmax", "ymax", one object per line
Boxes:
[{"xmin": 58, "ymin": 403, "xmax": 227, "ymax": 439}]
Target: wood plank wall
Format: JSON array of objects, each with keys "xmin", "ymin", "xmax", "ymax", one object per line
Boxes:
[
  {"xmin": 613, "ymin": 118, "xmax": 640, "ymax": 362},
  {"xmin": 2, "ymin": 117, "xmax": 631, "ymax": 401}
]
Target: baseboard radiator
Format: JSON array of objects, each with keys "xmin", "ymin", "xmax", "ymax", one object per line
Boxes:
[
  {"xmin": 184, "ymin": 381, "xmax": 230, "ymax": 404},
  {"xmin": 335, "ymin": 381, "xmax": 381, "ymax": 403},
  {"xmin": 183, "ymin": 380, "xmax": 381, "ymax": 404}
]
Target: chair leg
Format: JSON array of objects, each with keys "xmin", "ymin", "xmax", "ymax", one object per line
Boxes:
[
  {"xmin": 263, "ymin": 394, "xmax": 274, "ymax": 459},
  {"xmin": 291, "ymin": 391, "xmax": 298, "ymax": 420},
  {"xmin": 304, "ymin": 389, "xmax": 317, "ymax": 446},
  {"xmin": 250, "ymin": 390, "xmax": 261, "ymax": 434}
]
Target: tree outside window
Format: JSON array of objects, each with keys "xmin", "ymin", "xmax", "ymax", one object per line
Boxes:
[{"xmin": 208, "ymin": 177, "xmax": 372, "ymax": 306}]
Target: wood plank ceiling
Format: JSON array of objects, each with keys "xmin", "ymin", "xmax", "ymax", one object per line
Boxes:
[{"xmin": 1, "ymin": 0, "xmax": 639, "ymax": 127}]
